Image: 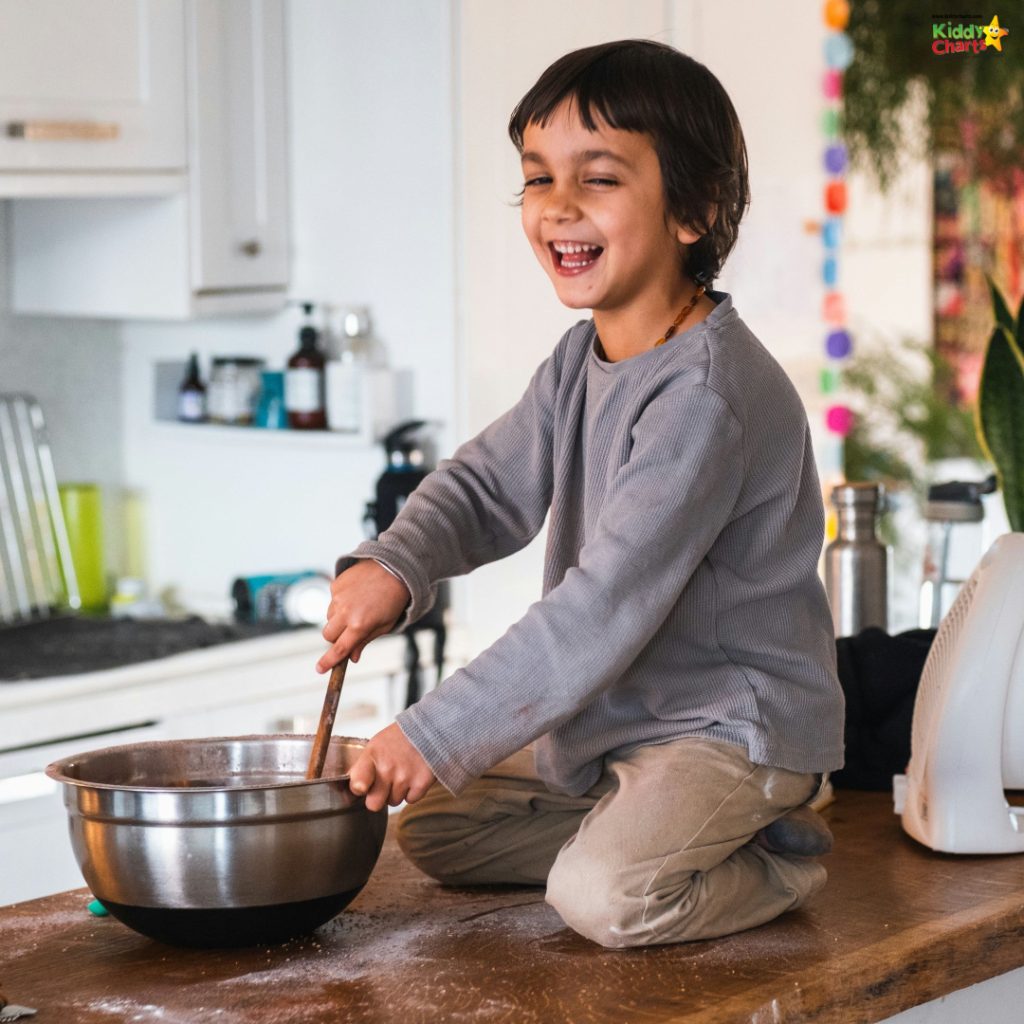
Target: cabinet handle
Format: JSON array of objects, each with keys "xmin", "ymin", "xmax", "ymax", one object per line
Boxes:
[
  {"xmin": 239, "ymin": 239, "xmax": 262, "ymax": 257},
  {"xmin": 5, "ymin": 120, "xmax": 121, "ymax": 141}
]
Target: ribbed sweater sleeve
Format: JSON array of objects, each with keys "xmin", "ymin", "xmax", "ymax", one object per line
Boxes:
[
  {"xmin": 396, "ymin": 384, "xmax": 744, "ymax": 794},
  {"xmin": 335, "ymin": 332, "xmax": 566, "ymax": 631}
]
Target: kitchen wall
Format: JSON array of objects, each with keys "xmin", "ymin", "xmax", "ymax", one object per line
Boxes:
[{"xmin": 0, "ymin": 0, "xmax": 933, "ymax": 636}]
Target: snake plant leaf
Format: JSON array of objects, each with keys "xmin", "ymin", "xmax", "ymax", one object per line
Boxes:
[
  {"xmin": 986, "ymin": 275, "xmax": 1016, "ymax": 336},
  {"xmin": 975, "ymin": 323, "xmax": 1024, "ymax": 532}
]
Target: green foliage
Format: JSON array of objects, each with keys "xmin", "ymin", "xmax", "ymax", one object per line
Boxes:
[
  {"xmin": 842, "ymin": 336, "xmax": 985, "ymax": 499},
  {"xmin": 843, "ymin": 1, "xmax": 1024, "ymax": 190},
  {"xmin": 975, "ymin": 281, "xmax": 1024, "ymax": 530}
]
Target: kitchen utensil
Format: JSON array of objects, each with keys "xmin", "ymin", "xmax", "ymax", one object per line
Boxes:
[
  {"xmin": 0, "ymin": 394, "xmax": 80, "ymax": 622},
  {"xmin": 46, "ymin": 734, "xmax": 387, "ymax": 947},
  {"xmin": 894, "ymin": 532, "xmax": 1024, "ymax": 853},
  {"xmin": 307, "ymin": 659, "xmax": 348, "ymax": 779}
]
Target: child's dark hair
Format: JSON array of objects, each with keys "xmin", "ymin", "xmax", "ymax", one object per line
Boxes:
[{"xmin": 508, "ymin": 40, "xmax": 749, "ymax": 286}]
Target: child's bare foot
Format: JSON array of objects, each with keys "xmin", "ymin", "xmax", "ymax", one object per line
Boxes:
[{"xmin": 755, "ymin": 805, "xmax": 833, "ymax": 857}]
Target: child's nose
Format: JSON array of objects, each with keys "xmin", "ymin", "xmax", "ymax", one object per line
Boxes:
[{"xmin": 541, "ymin": 184, "xmax": 580, "ymax": 221}]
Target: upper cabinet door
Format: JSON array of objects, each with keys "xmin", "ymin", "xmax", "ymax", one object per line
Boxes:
[
  {"xmin": 0, "ymin": 0, "xmax": 186, "ymax": 172},
  {"xmin": 188, "ymin": 0, "xmax": 289, "ymax": 291}
]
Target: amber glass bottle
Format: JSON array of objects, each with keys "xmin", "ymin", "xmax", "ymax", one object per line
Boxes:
[{"xmin": 285, "ymin": 304, "xmax": 326, "ymax": 429}]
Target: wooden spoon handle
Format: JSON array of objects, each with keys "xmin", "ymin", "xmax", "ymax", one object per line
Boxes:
[{"xmin": 305, "ymin": 659, "xmax": 348, "ymax": 780}]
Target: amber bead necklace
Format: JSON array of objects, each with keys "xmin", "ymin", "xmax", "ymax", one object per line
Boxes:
[{"xmin": 653, "ymin": 284, "xmax": 707, "ymax": 347}]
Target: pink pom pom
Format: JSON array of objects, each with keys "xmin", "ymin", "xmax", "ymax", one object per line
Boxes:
[
  {"xmin": 825, "ymin": 405, "xmax": 854, "ymax": 436},
  {"xmin": 823, "ymin": 291, "xmax": 846, "ymax": 324}
]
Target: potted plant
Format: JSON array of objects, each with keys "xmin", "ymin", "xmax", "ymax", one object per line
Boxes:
[
  {"xmin": 842, "ymin": 3, "xmax": 1024, "ymax": 191},
  {"xmin": 976, "ymin": 281, "xmax": 1024, "ymax": 532},
  {"xmin": 842, "ymin": 335, "xmax": 985, "ymax": 545}
]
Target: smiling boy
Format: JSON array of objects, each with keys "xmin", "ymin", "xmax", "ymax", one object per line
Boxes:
[{"xmin": 318, "ymin": 39, "xmax": 845, "ymax": 948}]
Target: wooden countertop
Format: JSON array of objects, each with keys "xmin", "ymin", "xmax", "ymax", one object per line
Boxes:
[{"xmin": 4, "ymin": 790, "xmax": 1024, "ymax": 1023}]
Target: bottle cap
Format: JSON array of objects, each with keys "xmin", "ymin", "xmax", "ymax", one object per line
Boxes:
[
  {"xmin": 830, "ymin": 482, "xmax": 885, "ymax": 509},
  {"xmin": 924, "ymin": 475, "xmax": 995, "ymax": 523}
]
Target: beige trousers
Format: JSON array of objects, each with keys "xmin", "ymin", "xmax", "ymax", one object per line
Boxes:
[{"xmin": 397, "ymin": 737, "xmax": 826, "ymax": 948}]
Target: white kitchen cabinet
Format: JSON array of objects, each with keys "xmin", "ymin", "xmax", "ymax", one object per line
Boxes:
[
  {"xmin": 0, "ymin": 722, "xmax": 166, "ymax": 906},
  {"xmin": 0, "ymin": 0, "xmax": 187, "ymax": 189},
  {"xmin": 7, "ymin": 0, "xmax": 289, "ymax": 319},
  {"xmin": 187, "ymin": 0, "xmax": 289, "ymax": 295}
]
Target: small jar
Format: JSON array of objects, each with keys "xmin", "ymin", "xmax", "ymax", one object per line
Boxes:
[{"xmin": 207, "ymin": 357, "xmax": 264, "ymax": 425}]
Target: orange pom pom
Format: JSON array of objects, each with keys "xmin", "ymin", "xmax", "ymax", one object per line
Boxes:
[
  {"xmin": 824, "ymin": 0, "xmax": 850, "ymax": 30},
  {"xmin": 825, "ymin": 180, "xmax": 847, "ymax": 214}
]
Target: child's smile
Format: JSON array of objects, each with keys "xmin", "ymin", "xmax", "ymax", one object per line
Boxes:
[
  {"xmin": 519, "ymin": 98, "xmax": 706, "ymax": 359},
  {"xmin": 549, "ymin": 239, "xmax": 604, "ymax": 275}
]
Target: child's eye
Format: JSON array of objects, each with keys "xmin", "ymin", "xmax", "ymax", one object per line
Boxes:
[{"xmin": 521, "ymin": 177, "xmax": 617, "ymax": 188}]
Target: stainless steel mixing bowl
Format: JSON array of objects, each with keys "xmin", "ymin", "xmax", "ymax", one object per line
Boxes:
[{"xmin": 45, "ymin": 734, "xmax": 387, "ymax": 947}]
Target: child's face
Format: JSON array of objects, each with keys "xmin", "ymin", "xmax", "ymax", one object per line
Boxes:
[{"xmin": 519, "ymin": 99, "xmax": 701, "ymax": 315}]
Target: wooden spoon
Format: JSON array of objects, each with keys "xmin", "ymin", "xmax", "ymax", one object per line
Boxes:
[{"xmin": 305, "ymin": 658, "xmax": 348, "ymax": 780}]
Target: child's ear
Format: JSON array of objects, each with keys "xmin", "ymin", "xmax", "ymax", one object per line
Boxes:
[
  {"xmin": 674, "ymin": 206, "xmax": 717, "ymax": 246},
  {"xmin": 675, "ymin": 224, "xmax": 703, "ymax": 246}
]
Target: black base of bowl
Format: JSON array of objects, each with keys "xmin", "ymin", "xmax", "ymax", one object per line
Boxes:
[{"xmin": 99, "ymin": 887, "xmax": 364, "ymax": 947}]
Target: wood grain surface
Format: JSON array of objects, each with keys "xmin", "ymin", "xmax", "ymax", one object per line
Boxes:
[{"xmin": 4, "ymin": 791, "xmax": 1024, "ymax": 1023}]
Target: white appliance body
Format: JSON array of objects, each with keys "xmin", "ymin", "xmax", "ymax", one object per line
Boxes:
[{"xmin": 898, "ymin": 532, "xmax": 1024, "ymax": 853}]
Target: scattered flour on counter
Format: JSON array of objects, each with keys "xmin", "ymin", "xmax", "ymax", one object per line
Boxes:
[
  {"xmin": 0, "ymin": 906, "xmax": 89, "ymax": 936},
  {"xmin": 80, "ymin": 997, "xmax": 244, "ymax": 1024},
  {"xmin": 215, "ymin": 912, "xmax": 432, "ymax": 988}
]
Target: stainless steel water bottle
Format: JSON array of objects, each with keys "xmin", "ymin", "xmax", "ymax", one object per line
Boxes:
[{"xmin": 824, "ymin": 482, "xmax": 889, "ymax": 638}]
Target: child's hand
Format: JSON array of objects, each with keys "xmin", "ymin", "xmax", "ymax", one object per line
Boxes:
[
  {"xmin": 317, "ymin": 560, "xmax": 410, "ymax": 673},
  {"xmin": 348, "ymin": 723, "xmax": 435, "ymax": 811}
]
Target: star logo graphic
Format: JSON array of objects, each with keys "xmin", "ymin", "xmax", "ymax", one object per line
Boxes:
[{"xmin": 982, "ymin": 14, "xmax": 1009, "ymax": 50}]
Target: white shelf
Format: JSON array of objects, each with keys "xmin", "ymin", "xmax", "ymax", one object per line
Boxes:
[{"xmin": 149, "ymin": 420, "xmax": 374, "ymax": 450}]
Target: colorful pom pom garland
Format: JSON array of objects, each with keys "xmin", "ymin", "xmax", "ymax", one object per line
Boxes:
[{"xmin": 820, "ymin": 0, "xmax": 855, "ymax": 537}]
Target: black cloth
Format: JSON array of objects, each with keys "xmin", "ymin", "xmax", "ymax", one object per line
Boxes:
[
  {"xmin": 831, "ymin": 626, "xmax": 938, "ymax": 791},
  {"xmin": 0, "ymin": 615, "xmax": 296, "ymax": 681}
]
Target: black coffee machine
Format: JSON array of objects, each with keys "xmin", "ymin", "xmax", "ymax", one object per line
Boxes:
[{"xmin": 363, "ymin": 419, "xmax": 448, "ymax": 708}]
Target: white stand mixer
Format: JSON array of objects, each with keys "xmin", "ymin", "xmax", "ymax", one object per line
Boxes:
[{"xmin": 895, "ymin": 532, "xmax": 1024, "ymax": 853}]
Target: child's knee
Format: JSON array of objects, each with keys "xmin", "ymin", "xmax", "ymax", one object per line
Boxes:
[
  {"xmin": 394, "ymin": 801, "xmax": 455, "ymax": 881},
  {"xmin": 545, "ymin": 853, "xmax": 658, "ymax": 949}
]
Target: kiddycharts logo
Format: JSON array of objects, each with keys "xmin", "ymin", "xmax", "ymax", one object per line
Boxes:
[{"xmin": 932, "ymin": 14, "xmax": 1009, "ymax": 55}]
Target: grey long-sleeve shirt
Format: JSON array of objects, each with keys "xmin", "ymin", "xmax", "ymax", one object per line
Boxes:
[{"xmin": 337, "ymin": 291, "xmax": 845, "ymax": 796}]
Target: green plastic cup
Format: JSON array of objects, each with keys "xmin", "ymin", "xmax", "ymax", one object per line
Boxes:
[{"xmin": 59, "ymin": 483, "xmax": 107, "ymax": 612}]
